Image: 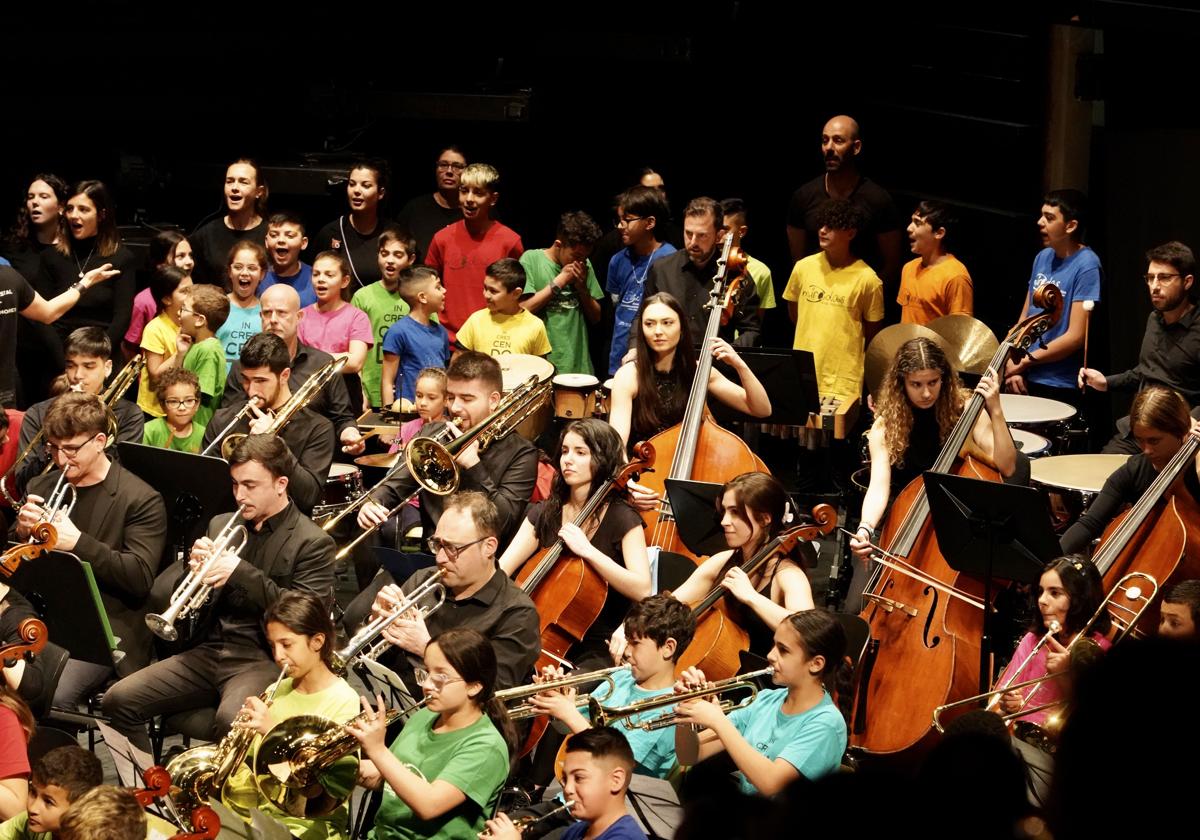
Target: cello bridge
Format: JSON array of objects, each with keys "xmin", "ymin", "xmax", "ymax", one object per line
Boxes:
[{"xmin": 862, "ymin": 593, "xmax": 917, "ymax": 618}]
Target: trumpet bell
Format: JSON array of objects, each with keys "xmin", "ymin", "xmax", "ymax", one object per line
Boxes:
[
  {"xmin": 145, "ymin": 612, "xmax": 180, "ymax": 642},
  {"xmin": 406, "ymin": 437, "xmax": 459, "ymax": 496},
  {"xmin": 253, "ymin": 715, "xmax": 358, "ymax": 818}
]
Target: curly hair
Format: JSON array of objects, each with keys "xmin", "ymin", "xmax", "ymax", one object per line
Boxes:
[{"xmin": 874, "ymin": 337, "xmax": 966, "ymax": 466}]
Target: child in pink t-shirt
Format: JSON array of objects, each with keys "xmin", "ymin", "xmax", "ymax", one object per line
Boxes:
[
  {"xmin": 299, "ymin": 250, "xmax": 374, "ymax": 411},
  {"xmin": 387, "ymin": 367, "xmax": 448, "ymax": 532}
]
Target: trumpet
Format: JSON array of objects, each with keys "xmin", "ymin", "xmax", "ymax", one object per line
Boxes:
[
  {"xmin": 335, "ymin": 376, "xmax": 551, "ymax": 556},
  {"xmin": 26, "ymin": 469, "xmax": 76, "ymax": 542},
  {"xmin": 330, "ymin": 570, "xmax": 447, "ymax": 673},
  {"xmin": 481, "ymin": 800, "xmax": 576, "ymax": 837},
  {"xmin": 590, "ymin": 667, "xmax": 773, "ymax": 731},
  {"xmin": 932, "ymin": 571, "xmax": 1158, "ymax": 733},
  {"xmin": 146, "ymin": 506, "xmax": 249, "ymax": 641},
  {"xmin": 496, "ymin": 664, "xmax": 629, "ymax": 720},
  {"xmin": 218, "ymin": 355, "xmax": 348, "ymax": 459},
  {"xmin": 1, "ymin": 356, "xmax": 139, "ymax": 507}
]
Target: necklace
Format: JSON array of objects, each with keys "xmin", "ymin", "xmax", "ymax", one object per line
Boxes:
[{"xmin": 73, "ymin": 244, "xmax": 96, "ymax": 280}]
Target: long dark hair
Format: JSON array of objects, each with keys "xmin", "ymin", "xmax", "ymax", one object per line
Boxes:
[
  {"xmin": 10, "ymin": 173, "xmax": 70, "ymax": 246},
  {"xmin": 63, "ymin": 180, "xmax": 121, "ymax": 257},
  {"xmin": 536, "ymin": 419, "xmax": 627, "ymax": 546},
  {"xmin": 719, "ymin": 471, "xmax": 811, "ymax": 580},
  {"xmin": 785, "ymin": 609, "xmax": 852, "ymax": 719},
  {"xmin": 1033, "ymin": 555, "xmax": 1111, "ymax": 638},
  {"xmin": 631, "ymin": 292, "xmax": 695, "ymax": 437},
  {"xmin": 429, "ymin": 628, "xmax": 517, "ymax": 764},
  {"xmin": 264, "ymin": 591, "xmax": 335, "ymax": 667}
]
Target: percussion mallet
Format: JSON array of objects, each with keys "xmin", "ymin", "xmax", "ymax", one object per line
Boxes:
[{"xmin": 1081, "ymin": 299, "xmax": 1095, "ymax": 392}]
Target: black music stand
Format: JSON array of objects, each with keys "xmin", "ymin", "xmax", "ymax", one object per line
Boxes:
[
  {"xmin": 7, "ymin": 550, "xmax": 116, "ymax": 667},
  {"xmin": 707, "ymin": 347, "xmax": 819, "ymax": 426},
  {"xmin": 923, "ymin": 472, "xmax": 1057, "ymax": 694},
  {"xmin": 663, "ymin": 478, "xmax": 726, "ymax": 557},
  {"xmin": 117, "ymin": 443, "xmax": 235, "ymax": 559}
]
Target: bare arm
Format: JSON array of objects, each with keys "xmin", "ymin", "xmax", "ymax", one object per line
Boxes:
[
  {"xmin": 850, "ymin": 424, "xmax": 892, "ymax": 561},
  {"xmin": 20, "ymin": 264, "xmax": 120, "ymax": 324},
  {"xmin": 706, "ymin": 341, "xmax": 771, "ymax": 419},
  {"xmin": 670, "ymin": 552, "xmax": 730, "ymax": 606},
  {"xmin": 498, "ymin": 517, "xmax": 539, "ymax": 577},
  {"xmin": 608, "ymin": 363, "xmax": 637, "ymax": 446},
  {"xmin": 381, "ymin": 353, "xmax": 399, "ymax": 406},
  {"xmin": 340, "ymin": 341, "xmax": 369, "ymax": 374}
]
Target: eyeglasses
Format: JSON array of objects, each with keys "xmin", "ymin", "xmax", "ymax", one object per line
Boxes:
[
  {"xmin": 1144, "ymin": 272, "xmax": 1182, "ymax": 284},
  {"xmin": 414, "ymin": 668, "xmax": 464, "ymax": 691},
  {"xmin": 426, "ymin": 535, "xmax": 487, "ymax": 560},
  {"xmin": 45, "ymin": 434, "xmax": 100, "ymax": 458},
  {"xmin": 615, "ymin": 215, "xmax": 645, "ymax": 227},
  {"xmin": 436, "ymin": 161, "xmax": 467, "ymax": 171},
  {"xmin": 164, "ymin": 397, "xmax": 199, "ymax": 409}
]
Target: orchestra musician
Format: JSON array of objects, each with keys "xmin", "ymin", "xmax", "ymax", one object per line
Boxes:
[
  {"xmin": 203, "ymin": 332, "xmax": 334, "ymax": 515},
  {"xmin": 10, "ymin": 392, "xmax": 166, "ymax": 705},
  {"xmin": 670, "ymin": 473, "xmax": 815, "ymax": 656},
  {"xmin": 607, "ymin": 292, "xmax": 770, "ymax": 450},
  {"xmin": 101, "ymin": 434, "xmax": 334, "ymax": 765},
  {"xmin": 220, "ymin": 284, "xmax": 365, "ymax": 455},
  {"xmin": 498, "ymin": 418, "xmax": 652, "ymax": 671}
]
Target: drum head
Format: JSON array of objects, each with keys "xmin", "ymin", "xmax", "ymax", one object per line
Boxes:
[
  {"xmin": 500, "ymin": 354, "xmax": 555, "ymax": 390},
  {"xmin": 328, "ymin": 463, "xmax": 359, "ymax": 478},
  {"xmin": 1010, "ymin": 428, "xmax": 1051, "ymax": 457},
  {"xmin": 1000, "ymin": 394, "xmax": 1077, "ymax": 424},
  {"xmin": 552, "ymin": 373, "xmax": 599, "ymax": 389},
  {"xmin": 1030, "ymin": 454, "xmax": 1131, "ymax": 493}
]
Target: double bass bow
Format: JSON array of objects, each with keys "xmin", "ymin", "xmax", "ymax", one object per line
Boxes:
[
  {"xmin": 850, "ymin": 283, "xmax": 1063, "ymax": 757},
  {"xmin": 511, "ymin": 441, "xmax": 655, "ymax": 756},
  {"xmin": 639, "ymin": 231, "xmax": 770, "ymax": 565},
  {"xmin": 676, "ymin": 504, "xmax": 837, "ymax": 680}
]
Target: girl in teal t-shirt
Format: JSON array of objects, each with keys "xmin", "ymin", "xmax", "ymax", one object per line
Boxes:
[
  {"xmin": 673, "ymin": 609, "xmax": 849, "ymax": 795},
  {"xmin": 348, "ymin": 628, "xmax": 515, "ymax": 840}
]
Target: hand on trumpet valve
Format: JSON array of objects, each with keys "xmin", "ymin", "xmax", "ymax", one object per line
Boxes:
[
  {"xmin": 478, "ymin": 811, "xmax": 522, "ymax": 840},
  {"xmin": 674, "ymin": 667, "xmax": 712, "ymax": 694},
  {"xmin": 625, "ymin": 478, "xmax": 660, "ymax": 512},
  {"xmin": 383, "ymin": 610, "xmax": 430, "ymax": 656},
  {"xmin": 370, "ymin": 584, "xmax": 406, "ymax": 621},
  {"xmin": 357, "ymin": 499, "xmax": 391, "ymax": 530},
  {"xmin": 15, "ymin": 495, "xmax": 47, "ymax": 540},
  {"xmin": 48, "ymin": 512, "xmax": 80, "ymax": 552},
  {"xmin": 345, "ymin": 694, "xmax": 389, "ymax": 754},
  {"xmin": 189, "ymin": 536, "xmax": 241, "ymax": 588},
  {"xmin": 674, "ymin": 695, "xmax": 725, "ymax": 730}
]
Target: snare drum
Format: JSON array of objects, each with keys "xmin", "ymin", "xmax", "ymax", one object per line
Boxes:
[
  {"xmin": 1030, "ymin": 454, "xmax": 1130, "ymax": 530},
  {"xmin": 1010, "ymin": 428, "xmax": 1052, "ymax": 458},
  {"xmin": 552, "ymin": 373, "xmax": 600, "ymax": 419},
  {"xmin": 498, "ymin": 354, "xmax": 555, "ymax": 441},
  {"xmin": 313, "ymin": 463, "xmax": 365, "ymax": 522},
  {"xmin": 1002, "ymin": 394, "xmax": 1077, "ymax": 454}
]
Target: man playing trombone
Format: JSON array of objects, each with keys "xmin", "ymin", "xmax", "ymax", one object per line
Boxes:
[
  {"xmin": 10, "ymin": 391, "xmax": 166, "ymax": 706},
  {"xmin": 102, "ymin": 434, "xmax": 335, "ymax": 763},
  {"xmin": 202, "ymin": 333, "xmax": 334, "ymax": 514}
]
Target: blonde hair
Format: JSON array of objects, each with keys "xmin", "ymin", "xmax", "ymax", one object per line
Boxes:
[
  {"xmin": 58, "ymin": 786, "xmax": 146, "ymax": 840},
  {"xmin": 459, "ymin": 163, "xmax": 500, "ymax": 191},
  {"xmin": 875, "ymin": 337, "xmax": 966, "ymax": 466}
]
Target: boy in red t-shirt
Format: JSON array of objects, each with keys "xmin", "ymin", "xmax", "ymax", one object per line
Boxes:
[{"xmin": 425, "ymin": 162, "xmax": 523, "ymax": 339}]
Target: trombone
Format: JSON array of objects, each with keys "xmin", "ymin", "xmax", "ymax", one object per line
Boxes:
[
  {"xmin": 199, "ymin": 396, "xmax": 263, "ymax": 457},
  {"xmin": 330, "ymin": 570, "xmax": 447, "ymax": 673},
  {"xmin": 496, "ymin": 664, "xmax": 629, "ymax": 720},
  {"xmin": 1, "ymin": 354, "xmax": 142, "ymax": 507},
  {"xmin": 216, "ymin": 355, "xmax": 348, "ymax": 459},
  {"xmin": 334, "ymin": 375, "xmax": 552, "ymax": 558},
  {"xmin": 145, "ymin": 506, "xmax": 249, "ymax": 641},
  {"xmin": 932, "ymin": 571, "xmax": 1157, "ymax": 733},
  {"xmin": 590, "ymin": 667, "xmax": 774, "ymax": 731}
]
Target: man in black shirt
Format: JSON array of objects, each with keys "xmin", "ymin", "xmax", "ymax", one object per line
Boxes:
[
  {"xmin": 348, "ymin": 490, "xmax": 539, "ymax": 692},
  {"xmin": 395, "ymin": 146, "xmax": 468, "ymax": 258},
  {"xmin": 643, "ymin": 197, "xmax": 760, "ymax": 348},
  {"xmin": 220, "ymin": 285, "xmax": 364, "ymax": 455},
  {"xmin": 102, "ymin": 434, "xmax": 335, "ymax": 752},
  {"xmin": 785, "ymin": 115, "xmax": 903, "ymax": 285},
  {"xmin": 12, "ymin": 327, "xmax": 142, "ymax": 498},
  {"xmin": 204, "ymin": 333, "xmax": 333, "ymax": 514},
  {"xmin": 11, "ymin": 392, "xmax": 166, "ymax": 704},
  {"xmin": 1080, "ymin": 241, "xmax": 1200, "ymax": 454}
]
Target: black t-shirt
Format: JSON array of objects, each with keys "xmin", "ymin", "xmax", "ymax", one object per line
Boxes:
[
  {"xmin": 395, "ymin": 194, "xmax": 461, "ymax": 258},
  {"xmin": 890, "ymin": 406, "xmax": 943, "ymax": 495},
  {"xmin": 0, "ymin": 238, "xmax": 52, "ymax": 284},
  {"xmin": 38, "ymin": 239, "xmax": 139, "ymax": 354},
  {"xmin": 524, "ymin": 497, "xmax": 645, "ymax": 656},
  {"xmin": 786, "ymin": 174, "xmax": 901, "ymax": 274},
  {"xmin": 0, "ymin": 266, "xmax": 36, "ymax": 404},
  {"xmin": 190, "ymin": 216, "xmax": 268, "ymax": 286},
  {"xmin": 309, "ymin": 215, "xmax": 387, "ymax": 289}
]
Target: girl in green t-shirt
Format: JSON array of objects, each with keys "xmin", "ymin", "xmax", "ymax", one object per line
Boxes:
[{"xmin": 347, "ymin": 628, "xmax": 516, "ymax": 840}]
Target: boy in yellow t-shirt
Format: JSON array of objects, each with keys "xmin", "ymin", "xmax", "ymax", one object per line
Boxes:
[
  {"xmin": 455, "ymin": 258, "xmax": 552, "ymax": 359},
  {"xmin": 783, "ymin": 199, "xmax": 884, "ymax": 402},
  {"xmin": 898, "ymin": 200, "xmax": 973, "ymax": 325}
]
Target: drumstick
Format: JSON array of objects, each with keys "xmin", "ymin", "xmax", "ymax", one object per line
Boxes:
[{"xmin": 1081, "ymin": 299, "xmax": 1094, "ymax": 392}]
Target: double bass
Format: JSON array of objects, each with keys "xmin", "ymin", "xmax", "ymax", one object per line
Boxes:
[
  {"xmin": 676, "ymin": 504, "xmax": 837, "ymax": 680},
  {"xmin": 512, "ymin": 441, "xmax": 655, "ymax": 755},
  {"xmin": 849, "ymin": 284, "xmax": 1063, "ymax": 757},
  {"xmin": 639, "ymin": 232, "xmax": 770, "ymax": 564}
]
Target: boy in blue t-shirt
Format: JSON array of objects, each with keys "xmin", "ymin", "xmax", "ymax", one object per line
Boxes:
[
  {"xmin": 606, "ymin": 185, "xmax": 676, "ymax": 375},
  {"xmin": 1004, "ymin": 189, "xmax": 1103, "ymax": 409},
  {"xmin": 380, "ymin": 266, "xmax": 450, "ymax": 407},
  {"xmin": 257, "ymin": 212, "xmax": 315, "ymax": 306}
]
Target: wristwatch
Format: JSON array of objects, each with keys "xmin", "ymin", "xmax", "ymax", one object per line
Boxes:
[{"xmin": 70, "ymin": 278, "xmax": 91, "ymax": 294}]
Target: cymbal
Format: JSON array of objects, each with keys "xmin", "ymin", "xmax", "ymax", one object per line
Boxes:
[
  {"xmin": 355, "ymin": 451, "xmax": 402, "ymax": 470},
  {"xmin": 926, "ymin": 315, "xmax": 1000, "ymax": 375},
  {"xmin": 864, "ymin": 323, "xmax": 952, "ymax": 398}
]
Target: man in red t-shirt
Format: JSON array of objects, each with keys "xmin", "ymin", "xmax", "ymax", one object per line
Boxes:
[{"xmin": 425, "ymin": 163, "xmax": 523, "ymax": 339}]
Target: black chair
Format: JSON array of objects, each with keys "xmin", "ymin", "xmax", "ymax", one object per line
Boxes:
[
  {"xmin": 150, "ymin": 707, "xmax": 217, "ymax": 764},
  {"xmin": 27, "ymin": 725, "xmax": 79, "ymax": 764},
  {"xmin": 655, "ymin": 551, "xmax": 697, "ymax": 595},
  {"xmin": 28, "ymin": 641, "xmax": 70, "ymax": 720}
]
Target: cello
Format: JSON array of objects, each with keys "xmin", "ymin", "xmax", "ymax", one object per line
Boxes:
[
  {"xmin": 676, "ymin": 504, "xmax": 837, "ymax": 679},
  {"xmin": 849, "ymin": 283, "xmax": 1063, "ymax": 757},
  {"xmin": 639, "ymin": 231, "xmax": 770, "ymax": 565},
  {"xmin": 512, "ymin": 440, "xmax": 655, "ymax": 755}
]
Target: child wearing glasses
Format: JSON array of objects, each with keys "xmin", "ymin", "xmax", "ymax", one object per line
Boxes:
[{"xmin": 142, "ymin": 368, "xmax": 205, "ymax": 453}]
